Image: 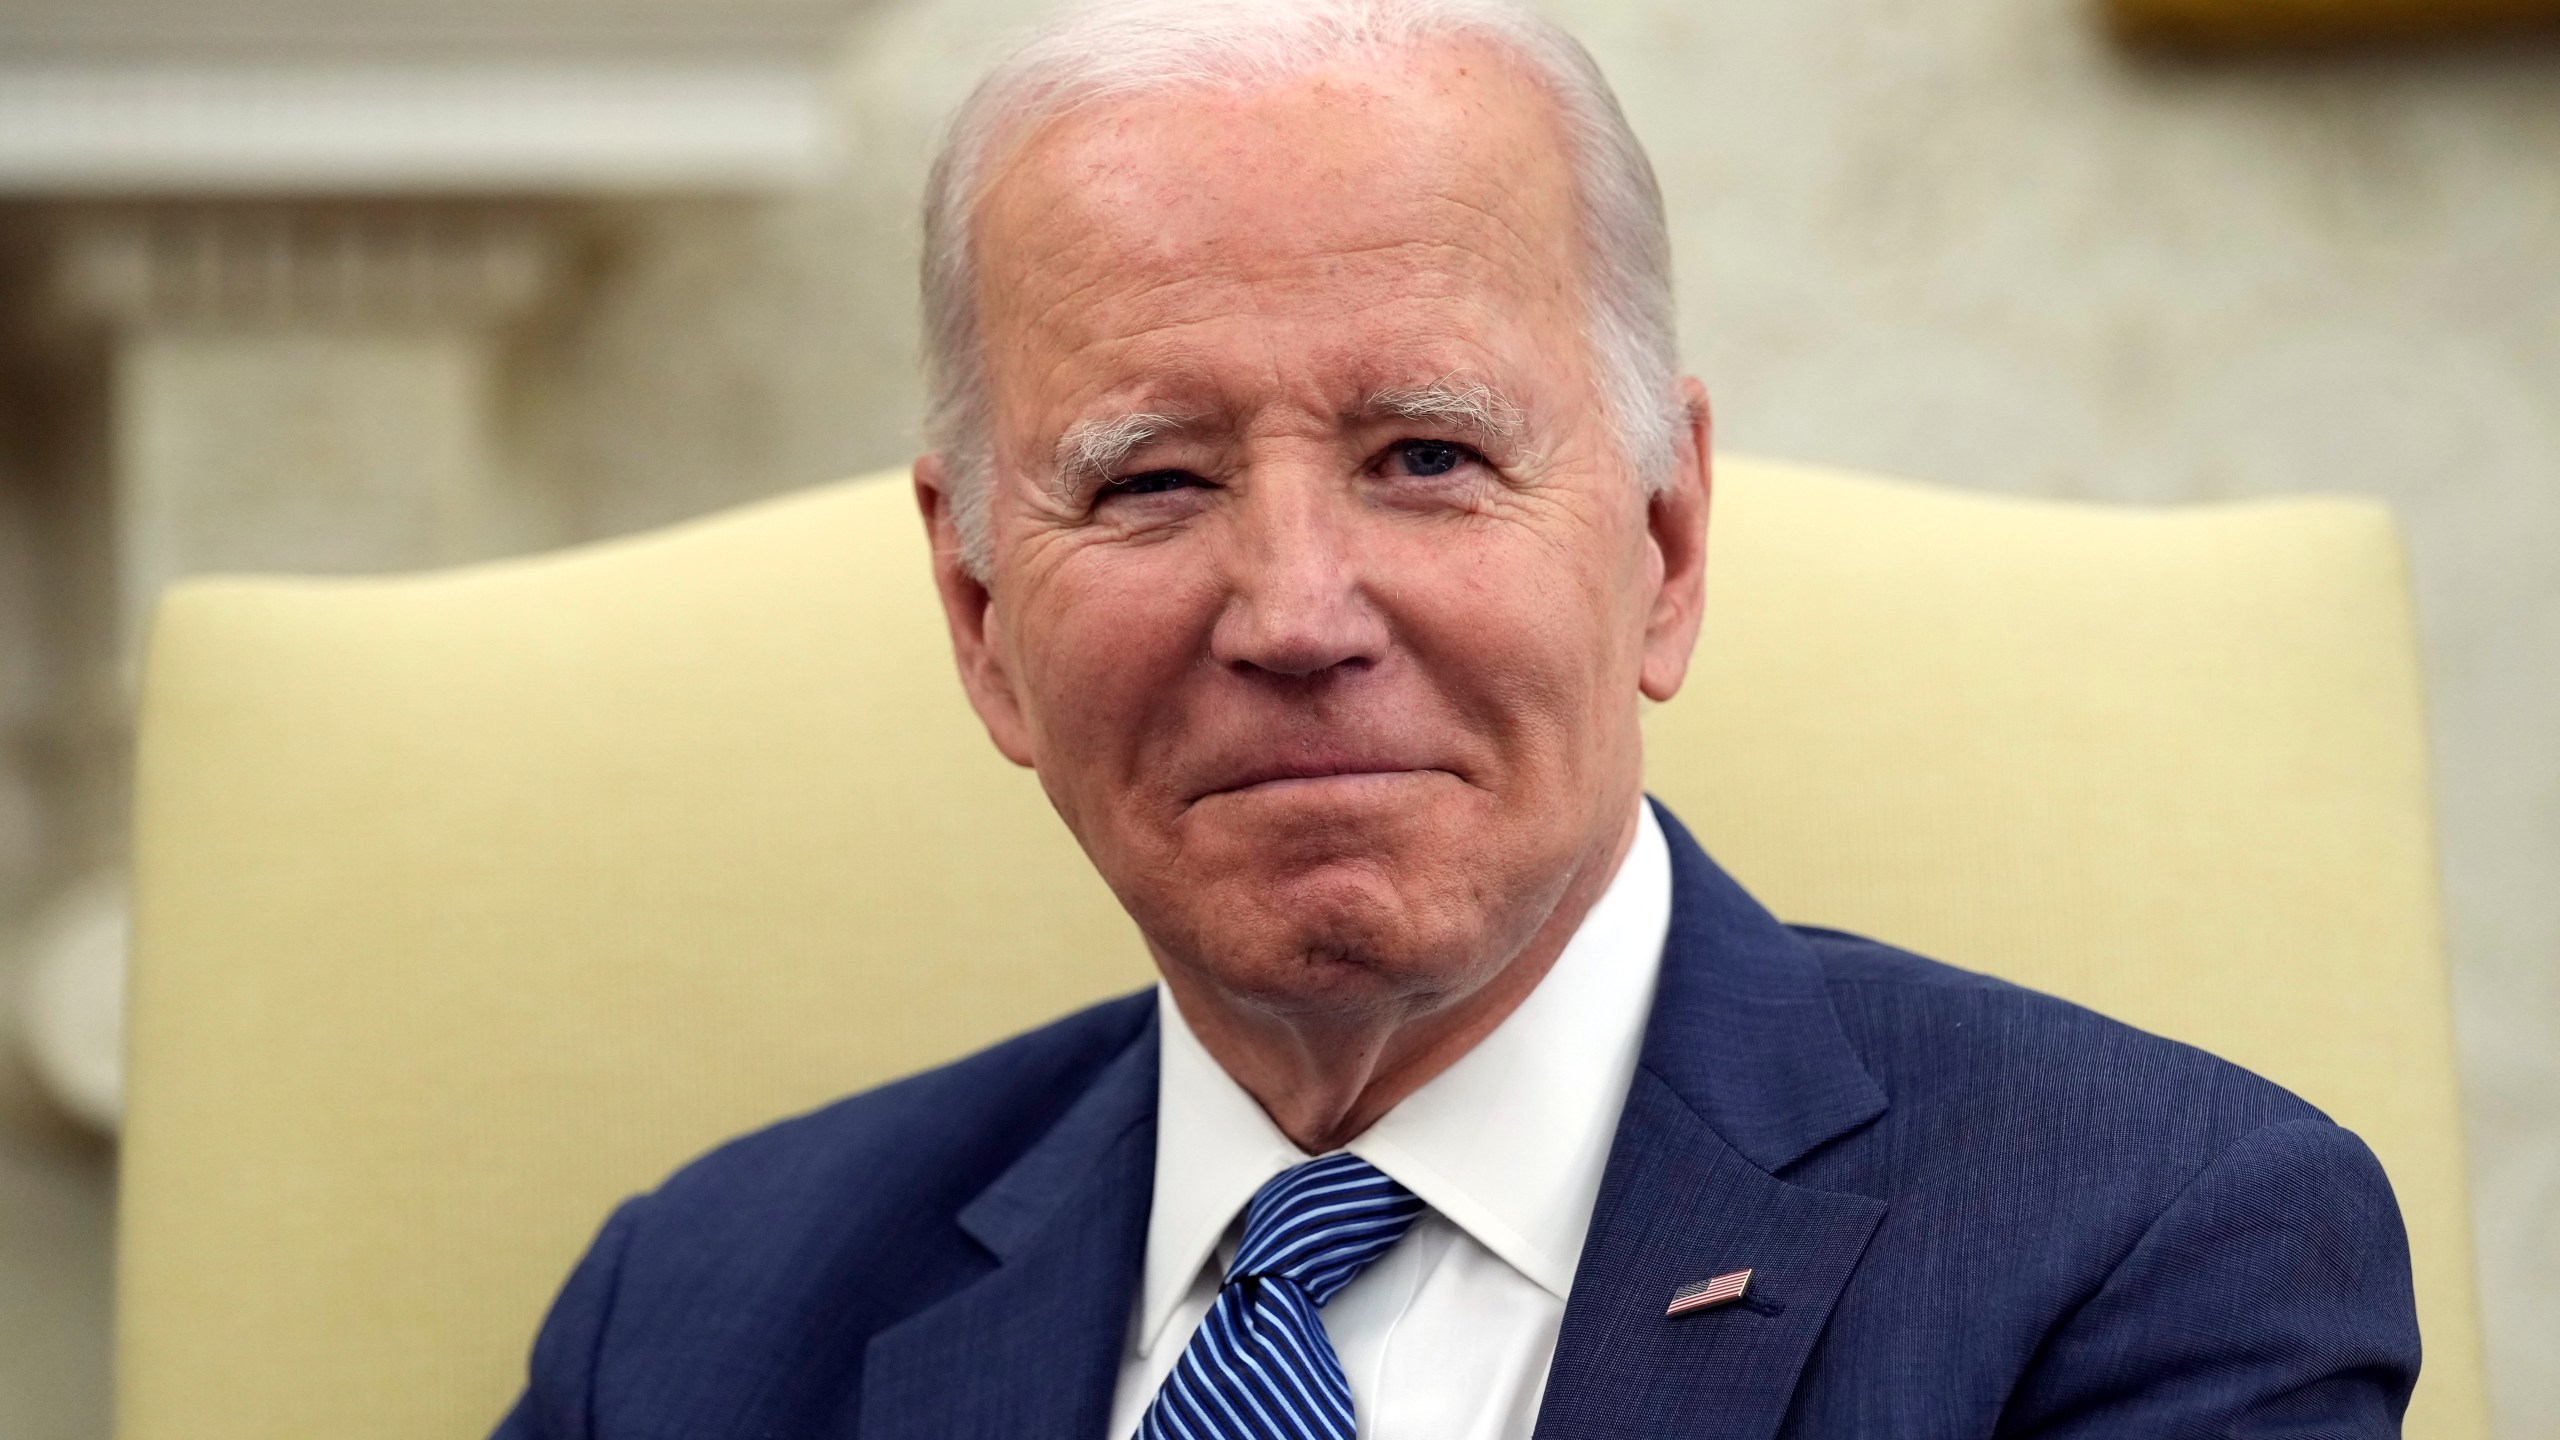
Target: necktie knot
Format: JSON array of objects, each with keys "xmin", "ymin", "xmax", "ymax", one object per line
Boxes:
[
  {"xmin": 1227, "ymin": 1152, "xmax": 1424, "ymax": 1307},
  {"xmin": 1140, "ymin": 1154, "xmax": 1424, "ymax": 1440}
]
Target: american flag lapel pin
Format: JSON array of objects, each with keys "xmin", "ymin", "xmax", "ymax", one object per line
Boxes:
[{"xmin": 1665, "ymin": 1268, "xmax": 1753, "ymax": 1317}]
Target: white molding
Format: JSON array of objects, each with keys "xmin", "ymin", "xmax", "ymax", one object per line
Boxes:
[
  {"xmin": 54, "ymin": 211, "xmax": 569, "ymax": 330},
  {"xmin": 0, "ymin": 0, "xmax": 864, "ymax": 65},
  {"xmin": 0, "ymin": 62, "xmax": 846, "ymax": 194}
]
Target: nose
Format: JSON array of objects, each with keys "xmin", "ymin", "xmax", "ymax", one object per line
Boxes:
[{"xmin": 1208, "ymin": 471, "xmax": 1389, "ymax": 680}]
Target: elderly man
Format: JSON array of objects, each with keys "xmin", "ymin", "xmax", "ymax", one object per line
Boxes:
[{"xmin": 494, "ymin": 1, "xmax": 2419, "ymax": 1436}]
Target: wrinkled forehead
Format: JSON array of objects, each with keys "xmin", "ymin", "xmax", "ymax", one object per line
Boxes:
[{"xmin": 966, "ymin": 43, "xmax": 1591, "ymax": 427}]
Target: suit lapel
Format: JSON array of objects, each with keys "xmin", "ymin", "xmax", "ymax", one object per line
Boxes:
[
  {"xmin": 1534, "ymin": 802, "xmax": 1890, "ymax": 1440},
  {"xmin": 1532, "ymin": 1071, "xmax": 1885, "ymax": 1440},
  {"xmin": 857, "ymin": 1015, "xmax": 1159, "ymax": 1440}
]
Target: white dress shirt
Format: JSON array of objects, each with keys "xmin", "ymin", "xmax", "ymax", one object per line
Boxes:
[{"xmin": 1107, "ymin": 802, "xmax": 1674, "ymax": 1440}]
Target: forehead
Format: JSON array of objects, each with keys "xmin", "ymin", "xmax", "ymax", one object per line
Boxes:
[{"xmin": 969, "ymin": 42, "xmax": 1588, "ymax": 423}]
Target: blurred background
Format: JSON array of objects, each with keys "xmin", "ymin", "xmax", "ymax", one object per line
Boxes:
[{"xmin": 0, "ymin": 0, "xmax": 2553, "ymax": 1435}]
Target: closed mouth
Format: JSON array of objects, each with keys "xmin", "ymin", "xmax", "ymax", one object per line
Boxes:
[{"xmin": 1194, "ymin": 765, "xmax": 1451, "ymax": 804}]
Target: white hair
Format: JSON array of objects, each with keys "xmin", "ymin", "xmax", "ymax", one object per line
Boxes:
[{"xmin": 921, "ymin": 0, "xmax": 1683, "ymax": 578}]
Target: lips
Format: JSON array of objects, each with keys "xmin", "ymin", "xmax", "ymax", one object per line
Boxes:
[{"xmin": 1186, "ymin": 750, "xmax": 1452, "ymax": 804}]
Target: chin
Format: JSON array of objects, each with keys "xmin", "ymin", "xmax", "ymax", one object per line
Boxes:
[
  {"xmin": 1193, "ymin": 916, "xmax": 1484, "ymax": 1019},
  {"xmin": 1095, "ymin": 774, "xmax": 1555, "ymax": 1008},
  {"xmin": 1158, "ymin": 849, "xmax": 1519, "ymax": 1017}
]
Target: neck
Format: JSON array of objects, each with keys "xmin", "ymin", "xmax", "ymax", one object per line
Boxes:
[{"xmin": 1163, "ymin": 801, "xmax": 1643, "ymax": 1153}]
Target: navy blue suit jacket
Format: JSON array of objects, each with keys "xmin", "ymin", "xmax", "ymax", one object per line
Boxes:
[{"xmin": 495, "ymin": 803, "xmax": 2419, "ymax": 1439}]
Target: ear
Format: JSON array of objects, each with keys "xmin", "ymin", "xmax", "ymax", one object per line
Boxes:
[
  {"xmin": 914, "ymin": 455, "xmax": 1038, "ymax": 768},
  {"xmin": 1637, "ymin": 377, "xmax": 1712, "ymax": 703}
]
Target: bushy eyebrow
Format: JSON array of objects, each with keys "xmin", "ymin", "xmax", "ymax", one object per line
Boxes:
[
  {"xmin": 1044, "ymin": 380, "xmax": 1527, "ymax": 503},
  {"xmin": 1361, "ymin": 380, "xmax": 1529, "ymax": 451},
  {"xmin": 1051, "ymin": 411, "xmax": 1194, "ymax": 500}
]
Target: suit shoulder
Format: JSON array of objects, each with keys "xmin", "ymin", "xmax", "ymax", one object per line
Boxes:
[
  {"xmin": 1791, "ymin": 925, "xmax": 2329, "ymax": 1146},
  {"xmin": 1767, "ymin": 927, "xmax": 2417, "ymax": 1434},
  {"xmin": 516, "ymin": 989, "xmax": 1156, "ymax": 1433},
  {"xmin": 635, "ymin": 988, "xmax": 1156, "ymax": 1234}
]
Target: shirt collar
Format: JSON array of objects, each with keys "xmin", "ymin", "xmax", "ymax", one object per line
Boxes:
[{"xmin": 1135, "ymin": 801, "xmax": 1673, "ymax": 1356}]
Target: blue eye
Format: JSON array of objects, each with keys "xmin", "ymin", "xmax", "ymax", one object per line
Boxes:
[
  {"xmin": 1392, "ymin": 440, "xmax": 1472, "ymax": 477},
  {"xmin": 1101, "ymin": 470, "xmax": 1198, "ymax": 499}
]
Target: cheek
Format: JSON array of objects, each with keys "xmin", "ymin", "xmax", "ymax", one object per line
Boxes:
[
  {"xmin": 1402, "ymin": 504, "xmax": 1658, "ymax": 753},
  {"xmin": 1001, "ymin": 548, "xmax": 1216, "ymax": 780},
  {"xmin": 1384, "ymin": 525, "xmax": 1635, "ymax": 755}
]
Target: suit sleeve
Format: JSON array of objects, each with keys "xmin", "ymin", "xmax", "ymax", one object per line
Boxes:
[
  {"xmin": 1997, "ymin": 1118, "xmax": 2421, "ymax": 1439},
  {"xmin": 488, "ymin": 1199, "xmax": 645, "ymax": 1440}
]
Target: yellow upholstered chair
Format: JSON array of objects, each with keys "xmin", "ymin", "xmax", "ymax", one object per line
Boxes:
[{"xmin": 123, "ymin": 459, "xmax": 2487, "ymax": 1440}]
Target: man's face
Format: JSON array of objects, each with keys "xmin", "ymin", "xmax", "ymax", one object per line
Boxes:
[{"xmin": 925, "ymin": 46, "xmax": 1707, "ymax": 1026}]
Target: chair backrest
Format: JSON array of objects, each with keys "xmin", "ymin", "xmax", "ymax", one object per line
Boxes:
[{"xmin": 124, "ymin": 458, "xmax": 2486, "ymax": 1440}]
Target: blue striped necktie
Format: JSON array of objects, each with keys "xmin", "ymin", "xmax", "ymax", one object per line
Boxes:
[{"xmin": 1139, "ymin": 1152, "xmax": 1426, "ymax": 1440}]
